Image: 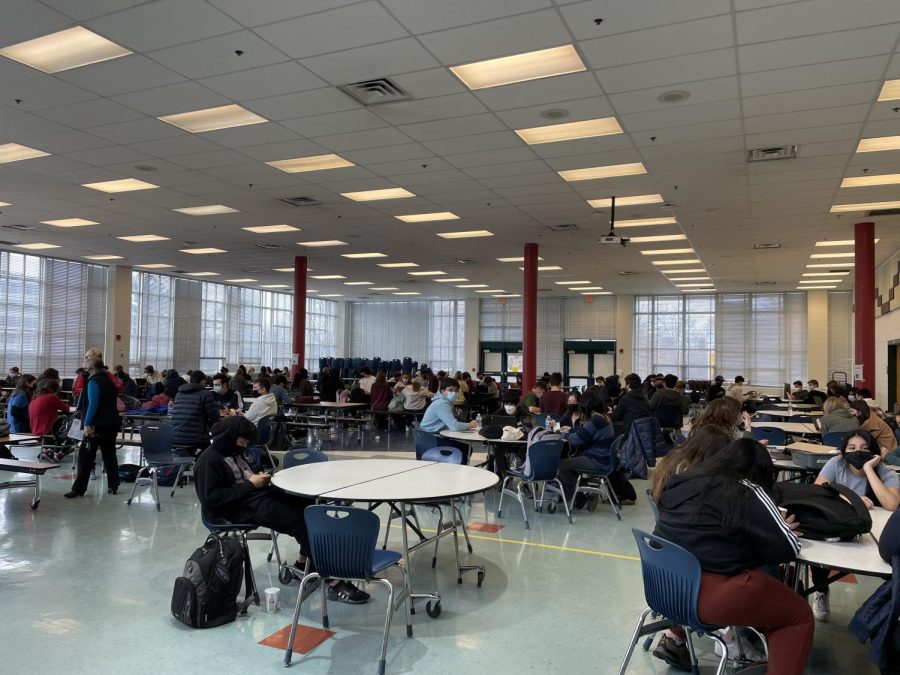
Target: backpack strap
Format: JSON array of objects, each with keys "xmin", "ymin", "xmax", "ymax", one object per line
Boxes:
[
  {"xmin": 825, "ymin": 482, "xmax": 873, "ymax": 530},
  {"xmin": 239, "ymin": 538, "xmax": 256, "ymax": 614}
]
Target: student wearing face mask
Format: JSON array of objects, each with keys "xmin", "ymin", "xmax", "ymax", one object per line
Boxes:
[
  {"xmin": 809, "ymin": 430, "xmax": 900, "ymax": 622},
  {"xmin": 211, "ymin": 373, "xmax": 243, "ymax": 410},
  {"xmin": 559, "ymin": 391, "xmax": 583, "ymax": 431},
  {"xmin": 7, "ymin": 374, "xmax": 37, "ymax": 433},
  {"xmin": 419, "ymin": 378, "xmax": 478, "ymax": 435}
]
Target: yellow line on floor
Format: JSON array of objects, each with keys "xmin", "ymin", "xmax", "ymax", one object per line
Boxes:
[{"xmin": 389, "ymin": 524, "xmax": 639, "ymax": 562}]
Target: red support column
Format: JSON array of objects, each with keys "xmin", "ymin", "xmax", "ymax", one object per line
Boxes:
[
  {"xmin": 855, "ymin": 222, "xmax": 875, "ymax": 394},
  {"xmin": 292, "ymin": 256, "xmax": 308, "ymax": 378},
  {"xmin": 523, "ymin": 243, "xmax": 538, "ymax": 398}
]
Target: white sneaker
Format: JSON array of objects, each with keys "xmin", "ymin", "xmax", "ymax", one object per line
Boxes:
[
  {"xmin": 713, "ymin": 629, "xmax": 766, "ymax": 662},
  {"xmin": 813, "ymin": 592, "xmax": 830, "ymax": 622}
]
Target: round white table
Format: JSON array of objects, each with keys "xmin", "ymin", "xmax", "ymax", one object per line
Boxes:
[
  {"xmin": 273, "ymin": 459, "xmax": 498, "ymax": 616},
  {"xmin": 795, "ymin": 507, "xmax": 892, "ymax": 583},
  {"xmin": 440, "ymin": 429, "xmax": 526, "ymax": 444}
]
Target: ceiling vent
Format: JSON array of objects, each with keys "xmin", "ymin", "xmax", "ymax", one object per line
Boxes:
[
  {"xmin": 255, "ymin": 243, "xmax": 284, "ymax": 250},
  {"xmin": 2, "ymin": 223, "xmax": 36, "ymax": 231},
  {"xmin": 753, "ymin": 242, "xmax": 781, "ymax": 249},
  {"xmin": 867, "ymin": 207, "xmax": 900, "ymax": 216},
  {"xmin": 547, "ymin": 223, "xmax": 579, "ymax": 232},
  {"xmin": 747, "ymin": 145, "xmax": 798, "ymax": 162},
  {"xmin": 454, "ymin": 258, "xmax": 476, "ymax": 264},
  {"xmin": 339, "ymin": 78, "xmax": 411, "ymax": 106},
  {"xmin": 617, "ymin": 271, "xmax": 639, "ymax": 276},
  {"xmin": 756, "ymin": 281, "xmax": 777, "ymax": 286},
  {"xmin": 280, "ymin": 196, "xmax": 321, "ymax": 207},
  {"xmin": 171, "ymin": 270, "xmax": 189, "ymax": 274},
  {"xmin": 0, "ymin": 240, "xmax": 18, "ymax": 245}
]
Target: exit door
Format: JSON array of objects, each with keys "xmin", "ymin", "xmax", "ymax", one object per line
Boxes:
[{"xmin": 562, "ymin": 339, "xmax": 616, "ymax": 389}]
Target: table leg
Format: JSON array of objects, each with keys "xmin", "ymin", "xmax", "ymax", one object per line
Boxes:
[{"xmin": 399, "ymin": 499, "xmax": 442, "ymax": 618}]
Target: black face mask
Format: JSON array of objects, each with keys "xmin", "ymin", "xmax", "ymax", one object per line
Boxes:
[
  {"xmin": 845, "ymin": 451, "xmax": 874, "ymax": 470},
  {"xmin": 566, "ymin": 404, "xmax": 579, "ymax": 413}
]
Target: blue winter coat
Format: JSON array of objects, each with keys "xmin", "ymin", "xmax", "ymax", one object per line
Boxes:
[{"xmin": 619, "ymin": 417, "xmax": 667, "ymax": 479}]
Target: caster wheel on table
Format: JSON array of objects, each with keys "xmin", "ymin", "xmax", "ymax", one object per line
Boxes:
[
  {"xmin": 156, "ymin": 503, "xmax": 161, "ymax": 512},
  {"xmin": 30, "ymin": 499, "xmax": 39, "ymax": 510},
  {"xmin": 278, "ymin": 566, "xmax": 294, "ymax": 585},
  {"xmin": 477, "ymin": 571, "xmax": 485, "ymax": 588},
  {"xmin": 425, "ymin": 601, "xmax": 442, "ymax": 618},
  {"xmin": 467, "ymin": 544, "xmax": 473, "ymax": 553},
  {"xmin": 546, "ymin": 502, "xmax": 557, "ymax": 514}
]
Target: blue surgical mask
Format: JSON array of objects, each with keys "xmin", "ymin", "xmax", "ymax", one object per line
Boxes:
[
  {"xmin": 848, "ymin": 395, "xmax": 857, "ymax": 402},
  {"xmin": 445, "ymin": 391, "xmax": 457, "ymax": 402}
]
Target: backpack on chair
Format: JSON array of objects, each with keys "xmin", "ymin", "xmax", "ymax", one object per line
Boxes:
[
  {"xmin": 774, "ymin": 482, "xmax": 873, "ymax": 541},
  {"xmin": 171, "ymin": 534, "xmax": 251, "ymax": 629}
]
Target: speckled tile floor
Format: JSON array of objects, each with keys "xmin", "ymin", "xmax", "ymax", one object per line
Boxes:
[{"xmin": 0, "ymin": 429, "xmax": 882, "ymax": 674}]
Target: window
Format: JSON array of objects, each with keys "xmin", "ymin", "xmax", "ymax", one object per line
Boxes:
[
  {"xmin": 429, "ymin": 300, "xmax": 465, "ymax": 373},
  {"xmin": 130, "ymin": 272, "xmax": 175, "ymax": 372},
  {"xmin": 306, "ymin": 298, "xmax": 338, "ymax": 373},
  {"xmin": 634, "ymin": 295, "xmax": 715, "ymax": 381}
]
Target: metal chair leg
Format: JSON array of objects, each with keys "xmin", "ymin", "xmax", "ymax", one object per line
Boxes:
[
  {"xmin": 516, "ymin": 483, "xmax": 529, "ymax": 529},
  {"xmin": 374, "ymin": 578, "xmax": 395, "ymax": 675},
  {"xmin": 152, "ymin": 469, "xmax": 161, "ymax": 512},
  {"xmin": 284, "ymin": 572, "xmax": 320, "ymax": 666},
  {"xmin": 454, "ymin": 504, "xmax": 474, "ymax": 553},
  {"xmin": 432, "ymin": 507, "xmax": 444, "ymax": 568},
  {"xmin": 709, "ymin": 633, "xmax": 730, "ymax": 675},
  {"xmin": 551, "ymin": 479, "xmax": 573, "ymax": 525},
  {"xmin": 496, "ymin": 475, "xmax": 512, "ymax": 517},
  {"xmin": 618, "ymin": 606, "xmax": 652, "ymax": 675},
  {"xmin": 126, "ymin": 467, "xmax": 145, "ymax": 505},
  {"xmin": 320, "ymin": 573, "xmax": 329, "ymax": 628},
  {"xmin": 602, "ymin": 478, "xmax": 622, "ymax": 521},
  {"xmin": 381, "ymin": 507, "xmax": 395, "ymax": 550},
  {"xmin": 685, "ymin": 632, "xmax": 701, "ymax": 675},
  {"xmin": 170, "ymin": 464, "xmax": 186, "ymax": 498},
  {"xmin": 399, "ymin": 563, "xmax": 413, "ymax": 638}
]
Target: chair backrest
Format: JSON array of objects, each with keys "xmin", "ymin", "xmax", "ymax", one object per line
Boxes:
[
  {"xmin": 532, "ymin": 413, "xmax": 548, "ymax": 428},
  {"xmin": 895, "ymin": 427, "xmax": 900, "ymax": 445},
  {"xmin": 822, "ymin": 431, "xmax": 851, "ymax": 449},
  {"xmin": 751, "ymin": 426, "xmax": 787, "ymax": 445},
  {"xmin": 140, "ymin": 424, "xmax": 175, "ymax": 458},
  {"xmin": 305, "ymin": 505, "xmax": 380, "ymax": 580},
  {"xmin": 483, "ymin": 415, "xmax": 516, "ymax": 427},
  {"xmin": 414, "ymin": 429, "xmax": 441, "ymax": 460},
  {"xmin": 522, "ymin": 439, "xmax": 564, "ymax": 481},
  {"xmin": 644, "ymin": 487, "xmax": 660, "ymax": 522},
  {"xmin": 421, "ymin": 446, "xmax": 463, "ymax": 464},
  {"xmin": 256, "ymin": 415, "xmax": 273, "ymax": 446},
  {"xmin": 283, "ymin": 448, "xmax": 329, "ymax": 468},
  {"xmin": 631, "ymin": 528, "xmax": 707, "ymax": 634},
  {"xmin": 790, "ymin": 414, "xmax": 813, "ymax": 423}
]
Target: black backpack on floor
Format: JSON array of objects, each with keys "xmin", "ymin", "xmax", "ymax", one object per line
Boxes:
[
  {"xmin": 774, "ymin": 482, "xmax": 873, "ymax": 541},
  {"xmin": 171, "ymin": 534, "xmax": 251, "ymax": 628}
]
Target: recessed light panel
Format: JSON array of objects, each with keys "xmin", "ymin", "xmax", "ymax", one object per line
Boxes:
[
  {"xmin": 319, "ymin": 294, "xmax": 343, "ymax": 298},
  {"xmin": 378, "ymin": 262, "xmax": 419, "ymax": 268},
  {"xmin": 878, "ymin": 80, "xmax": 900, "ymax": 101},
  {"xmin": 135, "ymin": 263, "xmax": 173, "ymax": 269},
  {"xmin": 260, "ymin": 284, "xmax": 290, "ymax": 289},
  {"xmin": 517, "ymin": 265, "xmax": 563, "ymax": 271},
  {"xmin": 614, "ymin": 217, "xmax": 678, "ymax": 228},
  {"xmin": 83, "ymin": 178, "xmax": 159, "ymax": 193},
  {"xmin": 159, "ymin": 104, "xmax": 267, "ymax": 133},
  {"xmin": 856, "ymin": 136, "xmax": 900, "ymax": 153},
  {"xmin": 629, "ymin": 234, "xmax": 687, "ymax": 243},
  {"xmin": 450, "ymin": 45, "xmax": 586, "ymax": 90},
  {"xmin": 84, "ymin": 255, "xmax": 123, "ymax": 260},
  {"xmin": 0, "ymin": 26, "xmax": 131, "ymax": 74},
  {"xmin": 570, "ymin": 286, "xmax": 603, "ymax": 291},
  {"xmin": 343, "ymin": 281, "xmax": 373, "ymax": 286},
  {"xmin": 0, "ymin": 143, "xmax": 49, "ymax": 164},
  {"xmin": 581, "ymin": 291, "xmax": 612, "ymax": 296},
  {"xmin": 475, "ymin": 289, "xmax": 505, "ymax": 293},
  {"xmin": 494, "ymin": 294, "xmax": 522, "ymax": 298},
  {"xmin": 118, "ymin": 234, "xmax": 169, "ymax": 242},
  {"xmin": 640, "ymin": 248, "xmax": 695, "ymax": 256},
  {"xmin": 341, "ymin": 188, "xmax": 415, "ymax": 201},
  {"xmin": 558, "ymin": 162, "xmax": 647, "ymax": 182},
  {"xmin": 799, "ymin": 279, "xmax": 842, "ymax": 283},
  {"xmin": 185, "ymin": 272, "xmax": 219, "ymax": 277},
  {"xmin": 437, "ymin": 230, "xmax": 494, "ymax": 239},
  {"xmin": 266, "ymin": 154, "xmax": 354, "ymax": 173},
  {"xmin": 807, "ymin": 263, "xmax": 854, "ymax": 268},
  {"xmin": 515, "ymin": 117, "xmax": 623, "ymax": 145},
  {"xmin": 797, "ymin": 286, "xmax": 836, "ymax": 290},
  {"xmin": 0, "ymin": 201, "xmax": 10, "ymax": 207},
  {"xmin": 370, "ymin": 287, "xmax": 399, "ymax": 291},
  {"xmin": 225, "ymin": 278, "xmax": 257, "ymax": 283},
  {"xmin": 298, "ymin": 240, "xmax": 347, "ymax": 247},
  {"xmin": 651, "ymin": 259, "xmax": 701, "ymax": 266},
  {"xmin": 588, "ymin": 194, "xmax": 664, "ymax": 208},
  {"xmin": 668, "ymin": 277, "xmax": 710, "ymax": 281},
  {"xmin": 435, "ymin": 278, "xmax": 468, "ymax": 282},
  {"xmin": 408, "ymin": 271, "xmax": 445, "ymax": 276},
  {"xmin": 174, "ymin": 205, "xmax": 238, "ymax": 216},
  {"xmin": 555, "ymin": 280, "xmax": 592, "ymax": 285},
  {"xmin": 661, "ymin": 268, "xmax": 705, "ymax": 274},
  {"xmin": 273, "ymin": 267, "xmax": 294, "ymax": 272},
  {"xmin": 341, "ymin": 252, "xmax": 387, "ymax": 259},
  {"xmin": 15, "ymin": 242, "xmax": 59, "ymax": 250},
  {"xmin": 676, "ymin": 283, "xmax": 714, "ymax": 288},
  {"xmin": 497, "ymin": 256, "xmax": 543, "ymax": 262},
  {"xmin": 243, "ymin": 224, "xmax": 299, "ymax": 234},
  {"xmin": 41, "ymin": 218, "xmax": 97, "ymax": 227},
  {"xmin": 810, "ymin": 252, "xmax": 855, "ymax": 259},
  {"xmin": 840, "ymin": 174, "xmax": 900, "ymax": 188},
  {"xmin": 457, "ymin": 284, "xmax": 488, "ymax": 288},
  {"xmin": 803, "ymin": 271, "xmax": 850, "ymax": 276},
  {"xmin": 831, "ymin": 201, "xmax": 900, "ymax": 213},
  {"xmin": 311, "ymin": 275, "xmax": 345, "ymax": 280},
  {"xmin": 180, "ymin": 247, "xmax": 226, "ymax": 255},
  {"xmin": 392, "ymin": 292, "xmax": 421, "ymax": 296},
  {"xmin": 395, "ymin": 212, "xmax": 459, "ymax": 223}
]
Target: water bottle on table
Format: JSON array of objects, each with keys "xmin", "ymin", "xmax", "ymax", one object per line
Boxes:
[{"xmin": 475, "ymin": 413, "xmax": 482, "ymax": 431}]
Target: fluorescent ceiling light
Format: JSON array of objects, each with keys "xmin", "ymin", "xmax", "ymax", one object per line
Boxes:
[
  {"xmin": 517, "ymin": 265, "xmax": 563, "ymax": 271},
  {"xmin": 841, "ymin": 174, "xmax": 900, "ymax": 188},
  {"xmin": 652, "ymin": 259, "xmax": 701, "ymax": 266},
  {"xmin": 392, "ymin": 292, "xmax": 421, "ymax": 296},
  {"xmin": 135, "ymin": 263, "xmax": 173, "ymax": 269},
  {"xmin": 319, "ymin": 294, "xmax": 343, "ymax": 298},
  {"xmin": 814, "ymin": 238, "xmax": 878, "ymax": 246},
  {"xmin": 395, "ymin": 212, "xmax": 459, "ymax": 223},
  {"xmin": 185, "ymin": 272, "xmax": 219, "ymax": 277},
  {"xmin": 0, "ymin": 201, "xmax": 10, "ymax": 207},
  {"xmin": 261, "ymin": 284, "xmax": 290, "ymax": 289},
  {"xmin": 450, "ymin": 44, "xmax": 585, "ymax": 90},
  {"xmin": 225, "ymin": 278, "xmax": 257, "ymax": 282},
  {"xmin": 799, "ymin": 279, "xmax": 842, "ymax": 283},
  {"xmin": 588, "ymin": 194, "xmax": 664, "ymax": 208},
  {"xmin": 614, "ymin": 217, "xmax": 678, "ymax": 228},
  {"xmin": 435, "ymin": 278, "xmax": 468, "ymax": 282},
  {"xmin": 661, "ymin": 268, "xmax": 705, "ymax": 274},
  {"xmin": 341, "ymin": 188, "xmax": 415, "ymax": 201},
  {"xmin": 437, "ymin": 230, "xmax": 494, "ymax": 239},
  {"xmin": 810, "ymin": 252, "xmax": 854, "ymax": 259},
  {"xmin": 243, "ymin": 224, "xmax": 299, "ymax": 234},
  {"xmin": 307, "ymin": 290, "xmax": 319, "ymax": 293},
  {"xmin": 857, "ymin": 136, "xmax": 900, "ymax": 153},
  {"xmin": 803, "ymin": 272, "xmax": 850, "ymax": 276},
  {"xmin": 378, "ymin": 262, "xmax": 419, "ymax": 268},
  {"xmin": 272, "ymin": 267, "xmax": 294, "ymax": 272},
  {"xmin": 343, "ymin": 281, "xmax": 372, "ymax": 286},
  {"xmin": 370, "ymin": 287, "xmax": 399, "ymax": 291},
  {"xmin": 159, "ymin": 104, "xmax": 266, "ymax": 133},
  {"xmin": 831, "ymin": 201, "xmax": 900, "ymax": 213},
  {"xmin": 15, "ymin": 242, "xmax": 59, "ymax": 250},
  {"xmin": 408, "ymin": 271, "xmax": 445, "ymax": 276},
  {"xmin": 639, "ymin": 248, "xmax": 695, "ymax": 256},
  {"xmin": 682, "ymin": 288, "xmax": 714, "ymax": 293},
  {"xmin": 497, "ymin": 256, "xmax": 543, "ymax": 263},
  {"xmin": 494, "ymin": 294, "xmax": 522, "ymax": 298},
  {"xmin": 298, "ymin": 240, "xmax": 347, "ymax": 247},
  {"xmin": 797, "ymin": 286, "xmax": 836, "ymax": 290},
  {"xmin": 84, "ymin": 255, "xmax": 122, "ymax": 260},
  {"xmin": 878, "ymin": 80, "xmax": 900, "ymax": 101},
  {"xmin": 0, "ymin": 26, "xmax": 130, "ymax": 74},
  {"xmin": 0, "ymin": 143, "xmax": 49, "ymax": 164},
  {"xmin": 312, "ymin": 275, "xmax": 345, "ymax": 280},
  {"xmin": 581, "ymin": 292, "xmax": 612, "ymax": 296},
  {"xmin": 475, "ymin": 289, "xmax": 505, "ymax": 293},
  {"xmin": 807, "ymin": 263, "xmax": 854, "ymax": 268},
  {"xmin": 515, "ymin": 117, "xmax": 623, "ymax": 145},
  {"xmin": 676, "ymin": 283, "xmax": 714, "ymax": 288},
  {"xmin": 668, "ymin": 277, "xmax": 710, "ymax": 281},
  {"xmin": 41, "ymin": 218, "xmax": 97, "ymax": 227},
  {"xmin": 569, "ymin": 286, "xmax": 604, "ymax": 291},
  {"xmin": 83, "ymin": 178, "xmax": 158, "ymax": 193},
  {"xmin": 180, "ymin": 248, "xmax": 226, "ymax": 255},
  {"xmin": 341, "ymin": 252, "xmax": 387, "ymax": 259},
  {"xmin": 558, "ymin": 162, "xmax": 647, "ymax": 182},
  {"xmin": 457, "ymin": 284, "xmax": 488, "ymax": 288},
  {"xmin": 266, "ymin": 154, "xmax": 353, "ymax": 173},
  {"xmin": 174, "ymin": 205, "xmax": 238, "ymax": 216},
  {"xmin": 118, "ymin": 234, "xmax": 169, "ymax": 242},
  {"xmin": 629, "ymin": 234, "xmax": 687, "ymax": 243},
  {"xmin": 555, "ymin": 280, "xmax": 592, "ymax": 285}
]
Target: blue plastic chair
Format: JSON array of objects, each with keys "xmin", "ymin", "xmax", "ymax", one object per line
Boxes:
[
  {"xmin": 414, "ymin": 429, "xmax": 441, "ymax": 459},
  {"xmin": 570, "ymin": 435, "xmax": 624, "ymax": 521},
  {"xmin": 822, "ymin": 431, "xmax": 850, "ymax": 449},
  {"xmin": 751, "ymin": 426, "xmax": 787, "ymax": 446},
  {"xmin": 619, "ymin": 529, "xmax": 729, "ymax": 675},
  {"xmin": 127, "ymin": 424, "xmax": 195, "ymax": 511},
  {"xmin": 497, "ymin": 439, "xmax": 571, "ymax": 528},
  {"xmin": 789, "ymin": 414, "xmax": 815, "ymax": 424},
  {"xmin": 285, "ymin": 506, "xmax": 412, "ymax": 674},
  {"xmin": 421, "ymin": 446, "xmax": 463, "ymax": 464},
  {"xmin": 283, "ymin": 448, "xmax": 329, "ymax": 468}
]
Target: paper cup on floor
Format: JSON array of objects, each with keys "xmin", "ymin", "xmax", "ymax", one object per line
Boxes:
[{"xmin": 264, "ymin": 587, "xmax": 280, "ymax": 613}]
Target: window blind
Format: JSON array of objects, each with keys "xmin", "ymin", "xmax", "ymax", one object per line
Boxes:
[{"xmin": 828, "ymin": 291, "xmax": 853, "ymax": 380}]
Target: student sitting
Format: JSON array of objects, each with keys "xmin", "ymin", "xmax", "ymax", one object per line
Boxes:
[
  {"xmin": 369, "ymin": 372, "xmax": 393, "ymax": 430},
  {"xmin": 558, "ymin": 390, "xmax": 583, "ymax": 430},
  {"xmin": 540, "ymin": 372, "xmax": 568, "ymax": 416},
  {"xmin": 610, "ymin": 373, "xmax": 651, "ymax": 438},
  {"xmin": 655, "ymin": 438, "xmax": 812, "ymax": 675},
  {"xmin": 211, "ymin": 373, "xmax": 243, "ymax": 410},
  {"xmin": 817, "ymin": 396, "xmax": 860, "ymax": 436},
  {"xmin": 171, "ymin": 370, "xmax": 221, "ymax": 453},
  {"xmin": 245, "ymin": 377, "xmax": 278, "ymax": 424},
  {"xmin": 194, "ymin": 417, "xmax": 369, "ymax": 604},
  {"xmin": 850, "ymin": 400, "xmax": 896, "ymax": 456},
  {"xmin": 7, "ymin": 374, "xmax": 36, "ymax": 433},
  {"xmin": 810, "ymin": 431, "xmax": 900, "ymax": 622},
  {"xmin": 269, "ymin": 374, "xmax": 292, "ymax": 406},
  {"xmin": 399, "ymin": 378, "xmax": 430, "ymax": 427},
  {"xmin": 419, "ymin": 378, "xmax": 477, "ymax": 434},
  {"xmin": 650, "ymin": 373, "xmax": 689, "ymax": 430},
  {"xmin": 28, "ymin": 378, "xmax": 70, "ymax": 437},
  {"xmin": 519, "ymin": 381, "xmax": 545, "ymax": 417}
]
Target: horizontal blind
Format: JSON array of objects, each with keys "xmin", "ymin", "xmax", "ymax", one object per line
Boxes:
[{"xmin": 828, "ymin": 291, "xmax": 853, "ymax": 380}]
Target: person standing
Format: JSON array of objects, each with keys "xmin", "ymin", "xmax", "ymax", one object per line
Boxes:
[
  {"xmin": 66, "ymin": 357, "xmax": 121, "ymax": 498},
  {"xmin": 540, "ymin": 372, "xmax": 569, "ymax": 416}
]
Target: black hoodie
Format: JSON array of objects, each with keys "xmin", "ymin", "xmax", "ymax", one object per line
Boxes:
[
  {"xmin": 193, "ymin": 416, "xmax": 258, "ymax": 518},
  {"xmin": 654, "ymin": 473, "xmax": 800, "ymax": 576},
  {"xmin": 171, "ymin": 382, "xmax": 219, "ymax": 445}
]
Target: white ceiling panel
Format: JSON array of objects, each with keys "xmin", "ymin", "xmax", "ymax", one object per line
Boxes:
[
  {"xmin": 38, "ymin": 98, "xmax": 145, "ymax": 128},
  {"xmin": 127, "ymin": 134, "xmax": 222, "ymax": 157},
  {"xmin": 199, "ymin": 62, "xmax": 325, "ymax": 102},
  {"xmin": 608, "ymin": 77, "xmax": 739, "ymax": 114},
  {"xmin": 87, "ymin": 0, "xmax": 241, "ymax": 51},
  {"xmin": 254, "ymin": 2, "xmax": 409, "ymax": 59},
  {"xmin": 0, "ymin": 1, "xmax": 72, "ymax": 47},
  {"xmin": 64, "ymin": 145, "xmax": 153, "ymax": 167},
  {"xmin": 364, "ymin": 157, "xmax": 455, "ymax": 176},
  {"xmin": 199, "ymin": 123, "xmax": 300, "ymax": 149},
  {"xmin": 341, "ymin": 142, "xmax": 434, "ymax": 165},
  {"xmin": 382, "ymin": 0, "xmax": 551, "ymax": 33},
  {"xmin": 0, "ymin": 112, "xmax": 71, "ymax": 140},
  {"xmin": 236, "ymin": 139, "xmax": 331, "ymax": 162},
  {"xmin": 464, "ymin": 161, "xmax": 553, "ymax": 179},
  {"xmin": 739, "ymin": 56, "xmax": 889, "ymax": 97},
  {"xmin": 561, "ymin": 0, "xmax": 731, "ymax": 41},
  {"xmin": 379, "ymin": 168, "xmax": 472, "ymax": 187},
  {"xmin": 7, "ymin": 76, "xmax": 97, "ymax": 111},
  {"xmin": 632, "ymin": 119, "xmax": 744, "ymax": 146},
  {"xmin": 243, "ymin": 88, "xmax": 360, "ymax": 121},
  {"xmin": 315, "ymin": 127, "xmax": 414, "ymax": 152},
  {"xmin": 56, "ymin": 54, "xmax": 186, "ymax": 96},
  {"xmin": 445, "ymin": 146, "xmax": 540, "ymax": 169},
  {"xmin": 742, "ymin": 82, "xmax": 882, "ymax": 117},
  {"xmin": 282, "ymin": 109, "xmax": 391, "ymax": 138},
  {"xmin": 148, "ymin": 30, "xmax": 290, "ymax": 80},
  {"xmin": 38, "ymin": 0, "xmax": 147, "ymax": 21},
  {"xmin": 596, "ymin": 49, "xmax": 737, "ymax": 94},
  {"xmin": 417, "ymin": 10, "xmax": 571, "ymax": 65},
  {"xmin": 398, "ymin": 114, "xmax": 507, "ymax": 142},
  {"xmin": 88, "ymin": 118, "xmax": 184, "ymax": 144},
  {"xmin": 745, "ymin": 122, "xmax": 863, "ymax": 149},
  {"xmin": 373, "ymin": 93, "xmax": 487, "ymax": 125},
  {"xmin": 0, "ymin": 56, "xmax": 43, "ymax": 87},
  {"xmin": 300, "ymin": 38, "xmax": 440, "ymax": 86},
  {"xmin": 736, "ymin": 0, "xmax": 900, "ymax": 44},
  {"xmin": 494, "ymin": 95, "xmax": 616, "ymax": 129},
  {"xmin": 621, "ymin": 99, "xmax": 742, "ymax": 133},
  {"xmin": 422, "ymin": 132, "xmax": 522, "ymax": 157},
  {"xmin": 474, "ymin": 71, "xmax": 604, "ymax": 112},
  {"xmin": 112, "ymin": 81, "xmax": 230, "ymax": 117},
  {"xmin": 208, "ymin": 0, "xmax": 360, "ymax": 27},
  {"xmin": 528, "ymin": 134, "xmax": 636, "ymax": 158},
  {"xmin": 389, "ymin": 68, "xmax": 468, "ymax": 100},
  {"xmin": 32, "ymin": 130, "xmax": 114, "ymax": 154}
]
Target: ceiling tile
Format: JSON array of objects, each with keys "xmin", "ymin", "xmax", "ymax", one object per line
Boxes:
[
  {"xmin": 200, "ymin": 122, "xmax": 299, "ymax": 148},
  {"xmin": 341, "ymin": 142, "xmax": 433, "ymax": 165},
  {"xmin": 398, "ymin": 113, "xmax": 507, "ymax": 142},
  {"xmin": 632, "ymin": 119, "xmax": 743, "ymax": 146},
  {"xmin": 112, "ymin": 81, "xmax": 230, "ymax": 117},
  {"xmin": 422, "ymin": 131, "xmax": 522, "ymax": 156},
  {"xmin": 89, "ymin": 118, "xmax": 185, "ymax": 144},
  {"xmin": 244, "ymin": 87, "xmax": 360, "ymax": 121},
  {"xmin": 736, "ymin": 0, "xmax": 900, "ymax": 43},
  {"xmin": 199, "ymin": 62, "xmax": 325, "ymax": 101},
  {"xmin": 315, "ymin": 127, "xmax": 414, "ymax": 152},
  {"xmin": 596, "ymin": 49, "xmax": 737, "ymax": 94},
  {"xmin": 282, "ymin": 109, "xmax": 390, "ymax": 137},
  {"xmin": 561, "ymin": 0, "xmax": 731, "ymax": 40},
  {"xmin": 621, "ymin": 99, "xmax": 742, "ymax": 132},
  {"xmin": 475, "ymin": 72, "xmax": 605, "ymax": 113},
  {"xmin": 254, "ymin": 2, "xmax": 409, "ymax": 59},
  {"xmin": 742, "ymin": 81, "xmax": 881, "ymax": 116},
  {"xmin": 6, "ymin": 76, "xmax": 98, "ymax": 111},
  {"xmin": 743, "ymin": 104, "xmax": 870, "ymax": 134},
  {"xmin": 0, "ymin": 112, "xmax": 71, "ymax": 139},
  {"xmin": 300, "ymin": 38, "xmax": 440, "ymax": 86},
  {"xmin": 383, "ymin": 0, "xmax": 551, "ymax": 33},
  {"xmin": 170, "ymin": 149, "xmax": 252, "ymax": 169},
  {"xmin": 373, "ymin": 93, "xmax": 487, "ymax": 125},
  {"xmin": 389, "ymin": 68, "xmax": 468, "ymax": 99},
  {"xmin": 744, "ymin": 122, "xmax": 863, "ymax": 148},
  {"xmin": 39, "ymin": 0, "xmax": 147, "ymax": 21},
  {"xmin": 38, "ymin": 98, "xmax": 145, "ymax": 127},
  {"xmin": 128, "ymin": 134, "xmax": 225, "ymax": 157},
  {"xmin": 446, "ymin": 146, "xmax": 540, "ymax": 169},
  {"xmin": 208, "ymin": 0, "xmax": 360, "ymax": 27},
  {"xmin": 148, "ymin": 30, "xmax": 290, "ymax": 80},
  {"xmin": 33, "ymin": 130, "xmax": 114, "ymax": 154},
  {"xmin": 0, "ymin": 0, "xmax": 72, "ymax": 47},
  {"xmin": 608, "ymin": 77, "xmax": 739, "ymax": 114},
  {"xmin": 56, "ymin": 54, "xmax": 186, "ymax": 96},
  {"xmin": 739, "ymin": 55, "xmax": 888, "ymax": 96},
  {"xmin": 236, "ymin": 139, "xmax": 331, "ymax": 161},
  {"xmin": 494, "ymin": 95, "xmax": 616, "ymax": 129},
  {"xmin": 64, "ymin": 145, "xmax": 153, "ymax": 167}
]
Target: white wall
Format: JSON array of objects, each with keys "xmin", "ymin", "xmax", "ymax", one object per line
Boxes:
[{"xmin": 875, "ymin": 309, "xmax": 900, "ymax": 409}]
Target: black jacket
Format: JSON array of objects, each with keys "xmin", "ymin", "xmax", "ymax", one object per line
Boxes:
[
  {"xmin": 611, "ymin": 390, "xmax": 652, "ymax": 437},
  {"xmin": 194, "ymin": 416, "xmax": 258, "ymax": 520},
  {"xmin": 649, "ymin": 388, "xmax": 688, "ymax": 429},
  {"xmin": 78, "ymin": 370, "xmax": 121, "ymax": 433},
  {"xmin": 163, "ymin": 370, "xmax": 185, "ymax": 398},
  {"xmin": 655, "ymin": 473, "xmax": 800, "ymax": 576},
  {"xmin": 706, "ymin": 384, "xmax": 726, "ymax": 401},
  {"xmin": 171, "ymin": 382, "xmax": 219, "ymax": 445}
]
